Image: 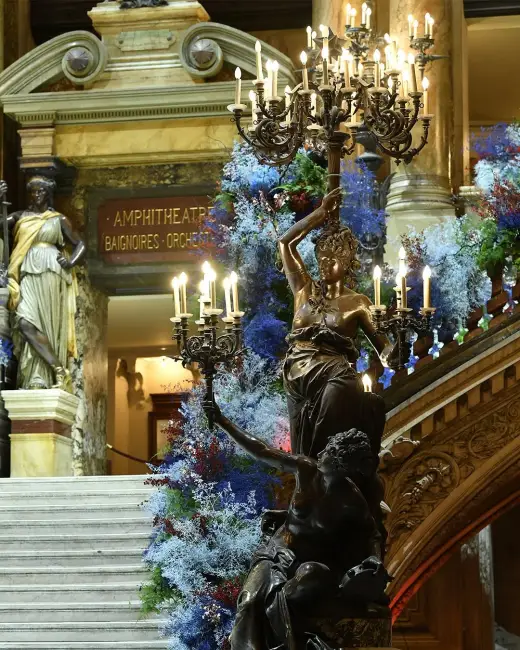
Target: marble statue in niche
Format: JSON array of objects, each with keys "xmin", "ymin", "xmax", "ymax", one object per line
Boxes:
[{"xmin": 0, "ymin": 177, "xmax": 85, "ymax": 390}]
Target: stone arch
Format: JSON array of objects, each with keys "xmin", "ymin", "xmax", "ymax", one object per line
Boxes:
[{"xmin": 0, "ymin": 31, "xmax": 107, "ymax": 96}]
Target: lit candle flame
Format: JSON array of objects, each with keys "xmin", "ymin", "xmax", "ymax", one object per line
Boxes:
[
  {"xmin": 373, "ymin": 265, "xmax": 382, "ymax": 280},
  {"xmin": 362, "ymin": 374, "xmax": 372, "ymax": 392},
  {"xmin": 300, "ymin": 51, "xmax": 308, "ymax": 66}
]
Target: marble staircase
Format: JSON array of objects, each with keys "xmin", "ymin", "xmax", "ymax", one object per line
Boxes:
[{"xmin": 0, "ymin": 475, "xmax": 167, "ymax": 649}]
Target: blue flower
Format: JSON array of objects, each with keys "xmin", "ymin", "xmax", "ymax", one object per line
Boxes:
[{"xmin": 378, "ymin": 367, "xmax": 395, "ymax": 390}]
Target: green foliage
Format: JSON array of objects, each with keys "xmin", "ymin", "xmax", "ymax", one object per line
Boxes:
[
  {"xmin": 279, "ymin": 152, "xmax": 328, "ymax": 197},
  {"xmin": 475, "ymin": 218, "xmax": 520, "ymax": 272},
  {"xmin": 140, "ymin": 566, "xmax": 182, "ymax": 616}
]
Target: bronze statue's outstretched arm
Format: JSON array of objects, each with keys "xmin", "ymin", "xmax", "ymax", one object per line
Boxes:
[
  {"xmin": 278, "ymin": 188, "xmax": 342, "ymax": 295},
  {"xmin": 216, "ymin": 413, "xmax": 302, "ymax": 474}
]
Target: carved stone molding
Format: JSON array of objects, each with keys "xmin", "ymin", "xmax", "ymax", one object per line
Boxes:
[
  {"xmin": 385, "ymin": 377, "xmax": 520, "ymax": 616},
  {"xmin": 0, "ymin": 31, "xmax": 107, "ymax": 96}
]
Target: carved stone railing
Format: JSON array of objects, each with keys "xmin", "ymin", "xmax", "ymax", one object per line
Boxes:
[{"xmin": 379, "ymin": 282, "xmax": 520, "ymax": 620}]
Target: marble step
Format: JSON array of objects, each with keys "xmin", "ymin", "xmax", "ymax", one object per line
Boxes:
[
  {"xmin": 0, "ymin": 503, "xmax": 151, "ymax": 521},
  {"xmin": 0, "ymin": 475, "xmax": 156, "ymax": 493},
  {"xmin": 0, "ymin": 643, "xmax": 167, "ymax": 649},
  {"xmin": 0, "ymin": 565, "xmax": 146, "ymax": 586},
  {"xmin": 0, "ymin": 621, "xmax": 164, "ymax": 643},
  {"xmin": 0, "ymin": 517, "xmax": 151, "ymax": 536},
  {"xmin": 0, "ymin": 532, "xmax": 151, "ymax": 552},
  {"xmin": 0, "ymin": 583, "xmax": 143, "ymax": 604},
  {"xmin": 0, "ymin": 489, "xmax": 152, "ymax": 506},
  {"xmin": 0, "ymin": 548, "xmax": 144, "ymax": 568},
  {"xmin": 0, "ymin": 602, "xmax": 152, "ymax": 623}
]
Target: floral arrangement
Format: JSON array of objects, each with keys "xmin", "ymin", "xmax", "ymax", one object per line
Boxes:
[
  {"xmin": 401, "ymin": 217, "xmax": 491, "ymax": 328},
  {"xmin": 473, "ymin": 123, "xmax": 520, "ymax": 274},
  {"xmin": 142, "ymin": 143, "xmax": 388, "ymax": 649}
]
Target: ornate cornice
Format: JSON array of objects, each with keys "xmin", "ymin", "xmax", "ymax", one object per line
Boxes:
[{"xmin": 0, "ymin": 22, "xmax": 296, "ymax": 127}]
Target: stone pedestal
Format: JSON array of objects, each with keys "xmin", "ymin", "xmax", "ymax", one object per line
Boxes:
[{"xmin": 2, "ymin": 389, "xmax": 79, "ymax": 477}]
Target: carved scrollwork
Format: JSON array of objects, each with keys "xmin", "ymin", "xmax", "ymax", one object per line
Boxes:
[
  {"xmin": 379, "ymin": 436, "xmax": 421, "ymax": 472},
  {"xmin": 386, "ymin": 451, "xmax": 460, "ymax": 543},
  {"xmin": 180, "ymin": 29, "xmax": 224, "ymax": 79}
]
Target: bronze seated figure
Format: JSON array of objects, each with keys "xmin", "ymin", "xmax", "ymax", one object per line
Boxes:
[{"xmin": 215, "ymin": 410, "xmax": 392, "ymax": 650}]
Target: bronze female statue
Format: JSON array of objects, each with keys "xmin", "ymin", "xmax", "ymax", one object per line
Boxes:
[
  {"xmin": 278, "ymin": 188, "xmax": 394, "ymax": 459},
  {"xmin": 215, "ymin": 408, "xmax": 390, "ymax": 650},
  {"xmin": 0, "ymin": 177, "xmax": 85, "ymax": 390}
]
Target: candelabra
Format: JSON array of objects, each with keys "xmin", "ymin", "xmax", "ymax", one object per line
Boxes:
[
  {"xmin": 228, "ymin": 3, "xmax": 437, "ymax": 222},
  {"xmin": 370, "ymin": 306, "xmax": 436, "ymax": 370},
  {"xmin": 170, "ymin": 265, "xmax": 245, "ymax": 428},
  {"xmin": 371, "ymin": 257, "xmax": 436, "ymax": 370}
]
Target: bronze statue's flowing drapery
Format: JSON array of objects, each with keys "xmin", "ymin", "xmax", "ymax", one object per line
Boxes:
[{"xmin": 283, "ymin": 324, "xmax": 386, "ymax": 460}]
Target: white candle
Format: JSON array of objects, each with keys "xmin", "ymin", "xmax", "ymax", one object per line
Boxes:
[
  {"xmin": 255, "ymin": 41, "xmax": 263, "ymax": 81},
  {"xmin": 366, "ymin": 7, "xmax": 372, "ymax": 29},
  {"xmin": 199, "ymin": 280, "xmax": 207, "ymax": 318},
  {"xmin": 395, "ymin": 274, "xmax": 402, "ymax": 308},
  {"xmin": 347, "ymin": 53, "xmax": 354, "ymax": 87},
  {"xmin": 373, "ymin": 265, "xmax": 382, "ymax": 306},
  {"xmin": 272, "ymin": 60, "xmax": 279, "ymax": 97},
  {"xmin": 223, "ymin": 277, "xmax": 232, "ymax": 317},
  {"xmin": 422, "ymin": 76, "xmax": 430, "ymax": 114},
  {"xmin": 208, "ymin": 269, "xmax": 217, "ymax": 309},
  {"xmin": 425, "ymin": 13, "xmax": 431, "ymax": 37},
  {"xmin": 428, "ymin": 15, "xmax": 435, "ymax": 38},
  {"xmin": 408, "ymin": 53, "xmax": 417, "ymax": 91},
  {"xmin": 362, "ymin": 374, "xmax": 372, "ymax": 393},
  {"xmin": 346, "ymin": 3, "xmax": 352, "ymax": 26},
  {"xmin": 230, "ymin": 271, "xmax": 240, "ymax": 313},
  {"xmin": 312, "ymin": 30, "xmax": 317, "ymax": 48},
  {"xmin": 401, "ymin": 271, "xmax": 408, "ymax": 309},
  {"xmin": 322, "ymin": 46, "xmax": 329, "ymax": 83},
  {"xmin": 265, "ymin": 60, "xmax": 273, "ymax": 99},
  {"xmin": 179, "ymin": 272, "xmax": 188, "ymax": 314},
  {"xmin": 285, "ymin": 85, "xmax": 292, "ymax": 122},
  {"xmin": 402, "ymin": 68, "xmax": 409, "ymax": 98},
  {"xmin": 408, "ymin": 14, "xmax": 414, "ymax": 38},
  {"xmin": 311, "ymin": 92, "xmax": 317, "ymax": 117},
  {"xmin": 374, "ymin": 49, "xmax": 381, "ymax": 86},
  {"xmin": 300, "ymin": 51, "xmax": 309, "ymax": 90},
  {"xmin": 234, "ymin": 67, "xmax": 242, "ymax": 105},
  {"xmin": 351, "ymin": 8, "xmax": 357, "ymax": 27},
  {"xmin": 172, "ymin": 277, "xmax": 180, "ymax": 317},
  {"xmin": 413, "ymin": 19, "xmax": 419, "ymax": 39},
  {"xmin": 249, "ymin": 89, "xmax": 257, "ymax": 126},
  {"xmin": 398, "ymin": 246, "xmax": 407, "ymax": 275},
  {"xmin": 423, "ymin": 266, "xmax": 432, "ymax": 309},
  {"xmin": 306, "ymin": 25, "xmax": 312, "ymax": 49},
  {"xmin": 362, "ymin": 2, "xmax": 367, "ymax": 25},
  {"xmin": 320, "ymin": 24, "xmax": 329, "ymax": 53}
]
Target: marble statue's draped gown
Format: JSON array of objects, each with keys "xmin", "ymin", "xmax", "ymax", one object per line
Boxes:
[{"xmin": 9, "ymin": 211, "xmax": 76, "ymax": 389}]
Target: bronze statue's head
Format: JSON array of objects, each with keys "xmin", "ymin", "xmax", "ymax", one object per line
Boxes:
[
  {"xmin": 318, "ymin": 428, "xmax": 373, "ymax": 477},
  {"xmin": 315, "ymin": 225, "xmax": 360, "ymax": 286},
  {"xmin": 27, "ymin": 176, "xmax": 56, "ymax": 211}
]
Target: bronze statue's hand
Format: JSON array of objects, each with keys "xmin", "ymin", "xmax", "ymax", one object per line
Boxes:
[
  {"xmin": 321, "ymin": 187, "xmax": 343, "ymax": 214},
  {"xmin": 0, "ymin": 181, "xmax": 7, "ymax": 197},
  {"xmin": 56, "ymin": 253, "xmax": 73, "ymax": 271}
]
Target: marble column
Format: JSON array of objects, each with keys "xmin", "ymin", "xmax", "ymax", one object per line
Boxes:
[
  {"xmin": 70, "ymin": 267, "xmax": 109, "ymax": 476},
  {"xmin": 386, "ymin": 0, "xmax": 468, "ymax": 259},
  {"xmin": 312, "ymin": 0, "xmax": 344, "ymax": 36}
]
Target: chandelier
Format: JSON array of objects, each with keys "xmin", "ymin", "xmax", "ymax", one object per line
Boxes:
[{"xmin": 228, "ymin": 2, "xmax": 436, "ymax": 198}]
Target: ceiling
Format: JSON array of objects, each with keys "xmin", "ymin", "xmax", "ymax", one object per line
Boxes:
[{"xmin": 29, "ymin": 0, "xmax": 520, "ymax": 45}]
